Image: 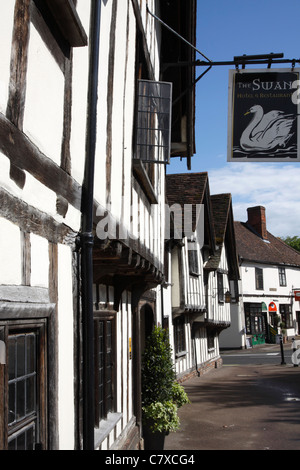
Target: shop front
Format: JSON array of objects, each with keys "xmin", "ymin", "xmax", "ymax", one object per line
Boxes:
[{"xmin": 244, "ymin": 302, "xmax": 266, "ymax": 346}]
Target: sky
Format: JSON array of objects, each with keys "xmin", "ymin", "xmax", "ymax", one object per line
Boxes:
[{"xmin": 167, "ymin": 0, "xmax": 300, "ymax": 238}]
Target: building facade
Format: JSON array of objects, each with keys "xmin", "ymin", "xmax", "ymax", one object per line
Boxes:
[
  {"xmin": 0, "ymin": 0, "xmax": 197, "ymax": 450},
  {"xmin": 165, "ymin": 174, "xmax": 239, "ymax": 380},
  {"xmin": 229, "ymin": 206, "xmax": 300, "ymax": 348}
]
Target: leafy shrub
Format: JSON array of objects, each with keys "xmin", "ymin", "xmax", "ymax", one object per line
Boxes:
[{"xmin": 141, "ymin": 326, "xmax": 190, "ymax": 434}]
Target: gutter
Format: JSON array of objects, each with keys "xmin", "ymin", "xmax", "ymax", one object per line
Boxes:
[{"xmin": 80, "ymin": 0, "xmax": 101, "ymax": 451}]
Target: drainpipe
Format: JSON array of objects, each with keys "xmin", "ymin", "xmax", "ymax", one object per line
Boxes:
[{"xmin": 80, "ymin": 0, "xmax": 101, "ymax": 451}]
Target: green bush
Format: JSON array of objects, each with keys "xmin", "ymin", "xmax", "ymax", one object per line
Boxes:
[
  {"xmin": 142, "ymin": 326, "xmax": 175, "ymax": 406},
  {"xmin": 141, "ymin": 326, "xmax": 190, "ymax": 434},
  {"xmin": 142, "ymin": 401, "xmax": 180, "ymax": 433},
  {"xmin": 171, "ymin": 381, "xmax": 190, "ymax": 408}
]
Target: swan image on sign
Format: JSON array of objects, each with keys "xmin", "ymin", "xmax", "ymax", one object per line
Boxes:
[{"xmin": 240, "ymin": 105, "xmax": 295, "ymax": 152}]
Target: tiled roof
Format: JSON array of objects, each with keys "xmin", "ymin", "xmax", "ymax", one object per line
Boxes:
[
  {"xmin": 166, "ymin": 172, "xmax": 208, "ymax": 206},
  {"xmin": 210, "ymin": 193, "xmax": 231, "ymax": 245},
  {"xmin": 206, "ymin": 194, "xmax": 240, "ymax": 281},
  {"xmin": 166, "ymin": 172, "xmax": 211, "ymax": 236},
  {"xmin": 234, "ymin": 221, "xmax": 300, "ymax": 267}
]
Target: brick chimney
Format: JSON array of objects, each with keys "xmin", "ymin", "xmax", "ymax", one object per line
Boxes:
[{"xmin": 247, "ymin": 206, "xmax": 268, "ymax": 240}]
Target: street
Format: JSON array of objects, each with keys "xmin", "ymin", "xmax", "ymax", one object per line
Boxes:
[
  {"xmin": 164, "ymin": 342, "xmax": 300, "ymax": 450},
  {"xmin": 222, "ymin": 343, "xmax": 294, "ymax": 366}
]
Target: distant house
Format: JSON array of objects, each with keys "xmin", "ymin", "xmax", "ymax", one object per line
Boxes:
[
  {"xmin": 165, "ymin": 174, "xmax": 239, "ymax": 379},
  {"xmin": 232, "ymin": 206, "xmax": 300, "ymax": 348},
  {"xmin": 0, "ymin": 0, "xmax": 197, "ymax": 451}
]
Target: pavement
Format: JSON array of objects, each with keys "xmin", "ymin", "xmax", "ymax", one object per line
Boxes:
[{"xmin": 164, "ymin": 340, "xmax": 300, "ymax": 451}]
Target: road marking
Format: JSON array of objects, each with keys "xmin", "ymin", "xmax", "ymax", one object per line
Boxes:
[
  {"xmin": 223, "ymin": 353, "xmax": 279, "ymax": 357},
  {"xmin": 236, "ymin": 374, "xmax": 256, "ymax": 377}
]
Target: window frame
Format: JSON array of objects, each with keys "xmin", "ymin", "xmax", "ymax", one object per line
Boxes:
[
  {"xmin": 244, "ymin": 303, "xmax": 266, "ymax": 335},
  {"xmin": 174, "ymin": 316, "xmax": 186, "ymax": 357},
  {"xmin": 279, "ymin": 304, "xmax": 292, "ymax": 329},
  {"xmin": 255, "ymin": 267, "xmax": 264, "ymax": 290},
  {"xmin": 207, "ymin": 328, "xmax": 216, "ymax": 351},
  {"xmin": 93, "ymin": 310, "xmax": 117, "ymax": 427},
  {"xmin": 278, "ymin": 267, "xmax": 287, "ymax": 287},
  {"xmin": 0, "ymin": 320, "xmax": 47, "ymax": 450},
  {"xmin": 217, "ymin": 272, "xmax": 224, "ymax": 303},
  {"xmin": 188, "ymin": 241, "xmax": 199, "ymax": 276}
]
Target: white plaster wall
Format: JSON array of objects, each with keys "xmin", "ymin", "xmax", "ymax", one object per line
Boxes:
[
  {"xmin": 0, "ymin": 1, "xmax": 14, "ymax": 113},
  {"xmin": 94, "ymin": 0, "xmax": 112, "ymax": 208},
  {"xmin": 93, "ymin": 0, "xmax": 164, "ymax": 263},
  {"xmin": 171, "ymin": 246, "xmax": 180, "ymax": 308},
  {"xmin": 288, "ymin": 267, "xmax": 300, "ymax": 291},
  {"xmin": 220, "ymin": 303, "xmax": 245, "ymax": 349},
  {"xmin": 70, "ymin": 0, "xmax": 91, "ymax": 185},
  {"xmin": 207, "ymin": 246, "xmax": 231, "ymax": 324},
  {"xmin": 240, "ymin": 262, "xmax": 300, "ymax": 337},
  {"xmin": 57, "ymin": 244, "xmax": 75, "ymax": 450},
  {"xmin": 241, "ymin": 263, "xmax": 300, "ymax": 298},
  {"xmin": 140, "ymin": 0, "xmax": 160, "ymax": 80},
  {"xmin": 0, "ymin": 217, "xmax": 22, "ymax": 285},
  {"xmin": 23, "ymin": 24, "xmax": 64, "ymax": 166},
  {"xmin": 109, "ymin": 0, "xmax": 128, "ymax": 218},
  {"xmin": 30, "ymin": 233, "xmax": 49, "ymax": 287}
]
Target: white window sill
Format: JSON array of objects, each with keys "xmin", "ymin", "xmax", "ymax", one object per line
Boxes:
[
  {"xmin": 94, "ymin": 412, "xmax": 122, "ymax": 449},
  {"xmin": 175, "ymin": 351, "xmax": 187, "ymax": 359}
]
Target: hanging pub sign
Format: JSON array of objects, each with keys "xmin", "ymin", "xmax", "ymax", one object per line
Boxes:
[{"xmin": 228, "ymin": 68, "xmax": 300, "ymax": 161}]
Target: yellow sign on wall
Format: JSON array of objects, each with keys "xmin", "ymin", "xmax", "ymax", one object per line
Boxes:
[{"xmin": 129, "ymin": 337, "xmax": 132, "ymax": 360}]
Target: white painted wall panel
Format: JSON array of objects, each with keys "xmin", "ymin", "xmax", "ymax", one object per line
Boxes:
[
  {"xmin": 94, "ymin": 0, "xmax": 112, "ymax": 207},
  {"xmin": 70, "ymin": 2, "xmax": 90, "ymax": 185},
  {"xmin": 30, "ymin": 233, "xmax": 49, "ymax": 288},
  {"xmin": 23, "ymin": 24, "xmax": 64, "ymax": 166},
  {"xmin": 57, "ymin": 244, "xmax": 75, "ymax": 450},
  {"xmin": 0, "ymin": 217, "xmax": 22, "ymax": 285}
]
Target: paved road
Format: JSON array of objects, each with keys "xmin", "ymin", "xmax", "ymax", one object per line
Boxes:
[
  {"xmin": 222, "ymin": 343, "xmax": 294, "ymax": 366},
  {"xmin": 164, "ymin": 344, "xmax": 300, "ymax": 450}
]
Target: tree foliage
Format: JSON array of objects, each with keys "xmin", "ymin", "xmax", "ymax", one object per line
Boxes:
[{"xmin": 281, "ymin": 236, "xmax": 300, "ymax": 252}]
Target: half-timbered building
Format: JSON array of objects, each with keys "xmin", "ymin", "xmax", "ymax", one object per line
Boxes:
[
  {"xmin": 0, "ymin": 0, "xmax": 197, "ymax": 450},
  {"xmin": 165, "ymin": 174, "xmax": 240, "ymax": 381}
]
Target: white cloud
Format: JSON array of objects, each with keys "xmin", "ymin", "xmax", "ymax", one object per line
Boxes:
[{"xmin": 208, "ymin": 163, "xmax": 300, "ymax": 237}]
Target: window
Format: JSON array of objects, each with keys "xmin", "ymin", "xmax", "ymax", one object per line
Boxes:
[
  {"xmin": 0, "ymin": 322, "xmax": 47, "ymax": 450},
  {"xmin": 207, "ymin": 329, "xmax": 216, "ymax": 351},
  {"xmin": 280, "ymin": 304, "xmax": 292, "ymax": 329},
  {"xmin": 244, "ymin": 303, "xmax": 266, "ymax": 335},
  {"xmin": 188, "ymin": 241, "xmax": 199, "ymax": 275},
  {"xmin": 94, "ymin": 314, "xmax": 116, "ymax": 425},
  {"xmin": 255, "ymin": 267, "xmax": 264, "ymax": 290},
  {"xmin": 135, "ymin": 80, "xmax": 172, "ymax": 164},
  {"xmin": 174, "ymin": 317, "xmax": 186, "ymax": 356},
  {"xmin": 217, "ymin": 272, "xmax": 224, "ymax": 303},
  {"xmin": 278, "ymin": 267, "xmax": 287, "ymax": 287}
]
